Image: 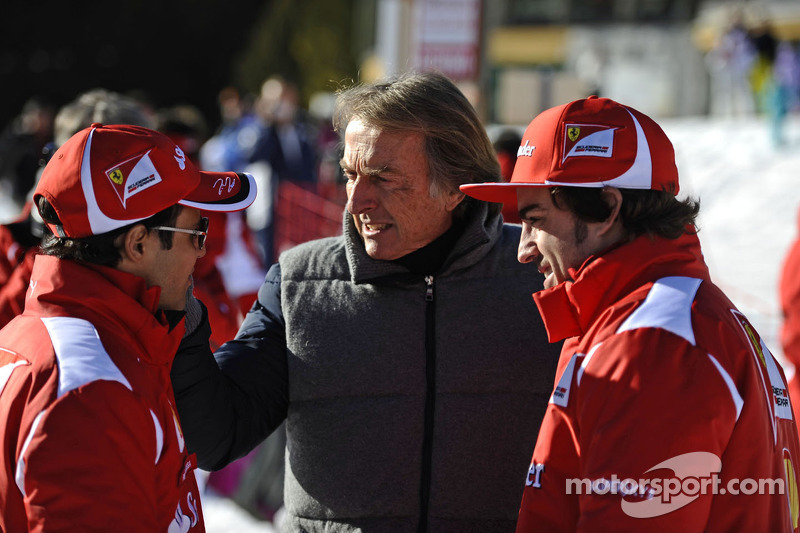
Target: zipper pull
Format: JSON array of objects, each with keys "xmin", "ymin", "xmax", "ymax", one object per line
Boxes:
[{"xmin": 425, "ymin": 275, "xmax": 434, "ymax": 301}]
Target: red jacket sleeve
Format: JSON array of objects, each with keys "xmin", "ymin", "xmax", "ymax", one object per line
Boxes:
[{"xmin": 780, "ymin": 238, "xmax": 800, "ymax": 366}]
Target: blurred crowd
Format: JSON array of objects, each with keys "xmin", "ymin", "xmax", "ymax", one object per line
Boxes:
[{"xmin": 706, "ymin": 13, "xmax": 800, "ymax": 146}]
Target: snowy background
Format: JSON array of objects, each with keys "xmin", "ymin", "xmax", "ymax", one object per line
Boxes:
[
  {"xmin": 664, "ymin": 114, "xmax": 800, "ymax": 367},
  {"xmin": 2, "ymin": 113, "xmax": 799, "ymax": 531}
]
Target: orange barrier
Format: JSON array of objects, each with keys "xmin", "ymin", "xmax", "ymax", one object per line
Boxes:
[{"xmin": 273, "ymin": 181, "xmax": 347, "ymax": 256}]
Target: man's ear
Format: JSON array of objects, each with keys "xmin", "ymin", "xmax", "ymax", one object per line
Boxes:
[
  {"xmin": 597, "ymin": 187, "xmax": 624, "ymax": 237},
  {"xmin": 117, "ymin": 224, "xmax": 151, "ymax": 264},
  {"xmin": 445, "ymin": 190, "xmax": 465, "ymax": 212}
]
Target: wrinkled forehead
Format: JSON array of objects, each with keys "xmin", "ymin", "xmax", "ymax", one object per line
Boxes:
[
  {"xmin": 343, "ymin": 119, "xmax": 381, "ymax": 161},
  {"xmin": 342, "ymin": 119, "xmax": 424, "ymax": 170}
]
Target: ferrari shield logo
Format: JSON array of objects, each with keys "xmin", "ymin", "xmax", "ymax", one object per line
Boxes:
[
  {"xmin": 563, "ymin": 124, "xmax": 615, "ymax": 161},
  {"xmin": 104, "ymin": 149, "xmax": 163, "ymax": 208},
  {"xmin": 567, "ymin": 126, "xmax": 581, "ymax": 142},
  {"xmin": 108, "ymin": 168, "xmax": 124, "ymax": 185}
]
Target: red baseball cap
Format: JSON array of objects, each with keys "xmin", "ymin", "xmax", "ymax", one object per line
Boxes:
[
  {"xmin": 34, "ymin": 123, "xmax": 258, "ymax": 238},
  {"xmin": 461, "ymin": 96, "xmax": 679, "ymax": 204}
]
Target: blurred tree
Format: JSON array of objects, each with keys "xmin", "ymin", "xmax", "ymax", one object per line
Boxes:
[{"xmin": 234, "ymin": 0, "xmax": 360, "ymax": 103}]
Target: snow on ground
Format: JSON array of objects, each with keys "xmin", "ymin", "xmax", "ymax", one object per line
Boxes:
[
  {"xmin": 202, "ymin": 489, "xmax": 276, "ymax": 532},
  {"xmin": 2, "ymin": 112, "xmax": 799, "ymax": 530}
]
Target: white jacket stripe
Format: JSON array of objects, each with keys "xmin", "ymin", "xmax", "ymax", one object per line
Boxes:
[
  {"xmin": 617, "ymin": 276, "xmax": 702, "ymax": 345},
  {"xmin": 41, "ymin": 316, "xmax": 132, "ymax": 396}
]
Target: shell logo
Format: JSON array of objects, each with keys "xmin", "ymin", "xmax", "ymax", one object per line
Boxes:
[{"xmin": 784, "ymin": 449, "xmax": 799, "ymax": 530}]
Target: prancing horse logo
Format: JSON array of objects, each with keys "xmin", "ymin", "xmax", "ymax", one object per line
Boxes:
[
  {"xmin": 568, "ymin": 127, "xmax": 581, "ymax": 142},
  {"xmin": 108, "ymin": 169, "xmax": 124, "ymax": 185}
]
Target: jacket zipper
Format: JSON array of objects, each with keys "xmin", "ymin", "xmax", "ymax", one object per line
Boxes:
[{"xmin": 419, "ymin": 274, "xmax": 436, "ymax": 532}]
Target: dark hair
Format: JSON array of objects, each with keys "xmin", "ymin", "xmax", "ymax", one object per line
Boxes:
[
  {"xmin": 550, "ymin": 186, "xmax": 701, "ymax": 240},
  {"xmin": 37, "ymin": 197, "xmax": 182, "ymax": 267},
  {"xmin": 333, "ymin": 71, "xmax": 502, "ymax": 219},
  {"xmin": 493, "ymin": 128, "xmax": 523, "ymax": 156}
]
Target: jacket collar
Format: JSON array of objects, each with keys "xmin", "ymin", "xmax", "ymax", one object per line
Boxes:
[
  {"xmin": 344, "ymin": 202, "xmax": 502, "ymax": 283},
  {"xmin": 25, "ymin": 255, "xmax": 182, "ymax": 368},
  {"xmin": 533, "ymin": 232, "xmax": 710, "ymax": 343}
]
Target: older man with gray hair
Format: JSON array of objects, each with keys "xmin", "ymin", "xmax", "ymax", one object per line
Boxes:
[{"xmin": 172, "ymin": 71, "xmax": 559, "ymax": 532}]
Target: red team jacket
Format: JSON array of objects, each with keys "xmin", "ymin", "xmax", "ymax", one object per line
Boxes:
[
  {"xmin": 0, "ymin": 215, "xmax": 36, "ymax": 329},
  {"xmin": 780, "ymin": 208, "xmax": 800, "ymax": 424},
  {"xmin": 517, "ymin": 232, "xmax": 800, "ymax": 532},
  {"xmin": 0, "ymin": 255, "xmax": 204, "ymax": 532}
]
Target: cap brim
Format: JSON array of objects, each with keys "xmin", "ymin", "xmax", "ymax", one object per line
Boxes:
[
  {"xmin": 179, "ymin": 171, "xmax": 257, "ymax": 212},
  {"xmin": 460, "ymin": 182, "xmax": 549, "ymax": 204}
]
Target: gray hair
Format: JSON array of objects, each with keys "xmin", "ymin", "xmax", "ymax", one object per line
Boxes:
[
  {"xmin": 333, "ymin": 71, "xmax": 501, "ymax": 219},
  {"xmin": 54, "ymin": 89, "xmax": 154, "ymax": 147}
]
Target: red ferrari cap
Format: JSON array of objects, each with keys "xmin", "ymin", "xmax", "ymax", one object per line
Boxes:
[
  {"xmin": 461, "ymin": 96, "xmax": 679, "ymax": 204},
  {"xmin": 35, "ymin": 123, "xmax": 257, "ymax": 238}
]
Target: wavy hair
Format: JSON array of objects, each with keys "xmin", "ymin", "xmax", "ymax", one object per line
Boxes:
[{"xmin": 333, "ymin": 71, "xmax": 502, "ymax": 219}]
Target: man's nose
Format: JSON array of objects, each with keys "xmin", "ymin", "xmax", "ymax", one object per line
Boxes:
[
  {"xmin": 345, "ymin": 178, "xmax": 378, "ymax": 215},
  {"xmin": 517, "ymin": 226, "xmax": 538, "ymax": 264}
]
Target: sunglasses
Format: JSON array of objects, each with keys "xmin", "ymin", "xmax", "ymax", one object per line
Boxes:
[{"xmin": 152, "ymin": 216, "xmax": 209, "ymax": 249}]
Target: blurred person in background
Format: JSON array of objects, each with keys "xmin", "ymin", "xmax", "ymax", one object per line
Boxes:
[
  {"xmin": 769, "ymin": 41, "xmax": 800, "ymax": 147},
  {"xmin": 706, "ymin": 12, "xmax": 757, "ymax": 117},
  {"xmin": 0, "ymin": 123, "xmax": 256, "ymax": 531},
  {"xmin": 200, "ymin": 87, "xmax": 263, "ymax": 175},
  {"xmin": 252, "ymin": 76, "xmax": 318, "ymax": 185},
  {"xmin": 0, "ymin": 201, "xmax": 43, "ymax": 328},
  {"xmin": 0, "ymin": 88, "xmax": 154, "ymax": 328},
  {"xmin": 308, "ymin": 90, "xmax": 346, "ymax": 196},
  {"xmin": 171, "ymin": 71, "xmax": 560, "ymax": 532},
  {"xmin": 748, "ymin": 19, "xmax": 779, "ymax": 115},
  {"xmin": 0, "ymin": 96, "xmax": 55, "ymax": 215},
  {"xmin": 199, "ymin": 86, "xmax": 277, "ymax": 267},
  {"xmin": 52, "ymin": 88, "xmax": 155, "ymax": 148},
  {"xmin": 492, "ymin": 127, "xmax": 523, "ymax": 224},
  {"xmin": 245, "ymin": 76, "xmax": 320, "ymax": 266}
]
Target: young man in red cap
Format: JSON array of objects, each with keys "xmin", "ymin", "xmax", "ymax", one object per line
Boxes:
[
  {"xmin": 0, "ymin": 123, "xmax": 256, "ymax": 531},
  {"xmin": 462, "ymin": 96, "xmax": 800, "ymax": 532}
]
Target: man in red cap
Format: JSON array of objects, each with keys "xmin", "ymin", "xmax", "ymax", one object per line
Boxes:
[
  {"xmin": 0, "ymin": 123, "xmax": 256, "ymax": 531},
  {"xmin": 462, "ymin": 96, "xmax": 800, "ymax": 532}
]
